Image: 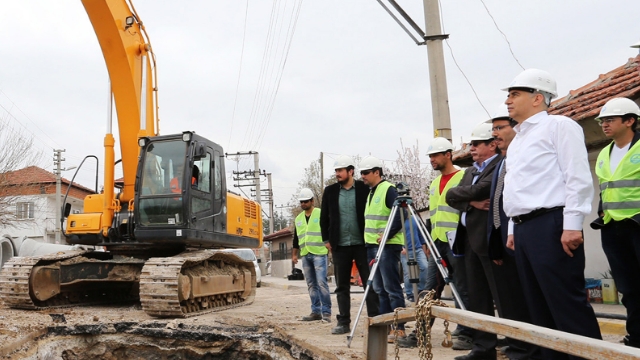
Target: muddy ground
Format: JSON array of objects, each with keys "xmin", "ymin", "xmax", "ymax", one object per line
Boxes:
[{"xmin": 0, "ymin": 281, "xmax": 626, "ymax": 359}]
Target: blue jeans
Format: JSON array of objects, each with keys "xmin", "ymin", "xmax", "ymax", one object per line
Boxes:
[
  {"xmin": 301, "ymin": 253, "xmax": 331, "ymax": 315},
  {"xmin": 367, "ymin": 244, "xmax": 405, "ymax": 330},
  {"xmin": 401, "ymin": 249, "xmax": 429, "ymax": 300}
]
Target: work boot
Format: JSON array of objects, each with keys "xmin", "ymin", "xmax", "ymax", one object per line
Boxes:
[
  {"xmin": 453, "ymin": 349, "xmax": 496, "ymax": 360},
  {"xmin": 301, "ymin": 313, "xmax": 322, "ymax": 321},
  {"xmin": 331, "ymin": 324, "xmax": 350, "ymax": 334},
  {"xmin": 397, "ymin": 332, "xmax": 418, "ymax": 348},
  {"xmin": 322, "ymin": 313, "xmax": 331, "ymax": 322},
  {"xmin": 387, "ymin": 329, "xmax": 406, "ymax": 343},
  {"xmin": 452, "ymin": 335, "xmax": 473, "ymax": 350}
]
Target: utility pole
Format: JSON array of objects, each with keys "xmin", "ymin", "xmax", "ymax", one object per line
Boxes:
[
  {"xmin": 267, "ymin": 173, "xmax": 274, "ymax": 234},
  {"xmin": 253, "ymin": 152, "xmax": 261, "ymax": 206},
  {"xmin": 53, "ymin": 149, "xmax": 67, "ymax": 244},
  {"xmin": 374, "ymin": 0, "xmax": 453, "ymax": 142},
  {"xmin": 423, "ymin": 0, "xmax": 452, "ymax": 142}
]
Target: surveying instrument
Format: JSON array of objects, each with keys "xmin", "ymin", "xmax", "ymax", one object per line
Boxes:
[{"xmin": 346, "ymin": 182, "xmax": 466, "ymax": 347}]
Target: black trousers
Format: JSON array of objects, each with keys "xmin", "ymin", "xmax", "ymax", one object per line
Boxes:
[
  {"xmin": 601, "ymin": 219, "xmax": 640, "ymax": 346},
  {"xmin": 491, "ymin": 247, "xmax": 542, "ymax": 359},
  {"xmin": 333, "ymin": 244, "xmax": 380, "ymax": 326},
  {"xmin": 463, "ymin": 235, "xmax": 499, "ymax": 353},
  {"xmin": 514, "ymin": 209, "xmax": 601, "ymax": 360}
]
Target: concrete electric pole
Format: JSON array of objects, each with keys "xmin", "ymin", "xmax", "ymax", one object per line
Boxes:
[
  {"xmin": 53, "ymin": 150, "xmax": 75, "ymax": 244},
  {"xmin": 375, "ymin": 0, "xmax": 453, "ymax": 142},
  {"xmin": 423, "ymin": 0, "xmax": 452, "ymax": 142}
]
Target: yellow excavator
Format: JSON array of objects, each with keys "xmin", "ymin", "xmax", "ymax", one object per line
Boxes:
[{"xmin": 0, "ymin": 0, "xmax": 262, "ymax": 318}]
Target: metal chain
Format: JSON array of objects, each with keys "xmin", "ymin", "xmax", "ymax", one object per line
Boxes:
[
  {"xmin": 393, "ymin": 308, "xmax": 401, "ymax": 360},
  {"xmin": 414, "ymin": 290, "xmax": 451, "ymax": 360}
]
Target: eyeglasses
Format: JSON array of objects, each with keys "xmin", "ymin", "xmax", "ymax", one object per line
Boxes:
[
  {"xmin": 360, "ymin": 170, "xmax": 372, "ymax": 176},
  {"xmin": 596, "ymin": 118, "xmax": 619, "ymax": 126},
  {"xmin": 491, "ymin": 125, "xmax": 511, "ymax": 132},
  {"xmin": 470, "ymin": 139, "xmax": 493, "ymax": 147},
  {"xmin": 300, "ymin": 200, "xmax": 311, "ymax": 204}
]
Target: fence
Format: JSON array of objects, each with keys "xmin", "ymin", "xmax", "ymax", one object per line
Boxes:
[{"xmin": 365, "ymin": 306, "xmax": 640, "ymax": 360}]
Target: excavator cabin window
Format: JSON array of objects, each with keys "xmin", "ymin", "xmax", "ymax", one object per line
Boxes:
[{"xmin": 138, "ymin": 140, "xmax": 188, "ymax": 226}]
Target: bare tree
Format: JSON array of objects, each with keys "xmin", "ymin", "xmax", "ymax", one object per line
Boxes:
[
  {"xmin": 393, "ymin": 139, "xmax": 436, "ymax": 211},
  {"xmin": 289, "ymin": 159, "xmax": 338, "ymax": 220},
  {"xmin": 0, "ymin": 119, "xmax": 45, "ymax": 227}
]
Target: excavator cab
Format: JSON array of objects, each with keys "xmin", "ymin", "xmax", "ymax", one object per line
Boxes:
[{"xmin": 134, "ymin": 131, "xmax": 239, "ymax": 248}]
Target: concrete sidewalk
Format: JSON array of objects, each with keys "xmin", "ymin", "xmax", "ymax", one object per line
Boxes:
[{"xmin": 260, "ymin": 275, "xmax": 627, "ymax": 336}]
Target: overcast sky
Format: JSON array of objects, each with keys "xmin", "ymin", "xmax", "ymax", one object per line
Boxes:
[{"xmin": 1, "ymin": 0, "xmax": 639, "ymax": 214}]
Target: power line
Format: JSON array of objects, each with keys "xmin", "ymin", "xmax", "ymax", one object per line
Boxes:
[
  {"xmin": 227, "ymin": 0, "xmax": 250, "ymax": 150},
  {"xmin": 255, "ymin": 0, "xmax": 303, "ymax": 150},
  {"xmin": 478, "ymin": 0, "xmax": 525, "ymax": 70},
  {"xmin": 438, "ymin": 0, "xmax": 490, "ymax": 118}
]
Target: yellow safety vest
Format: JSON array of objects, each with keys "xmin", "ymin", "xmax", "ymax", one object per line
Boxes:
[
  {"xmin": 595, "ymin": 140, "xmax": 640, "ymax": 223},
  {"xmin": 429, "ymin": 171, "xmax": 463, "ymax": 242},
  {"xmin": 295, "ymin": 208, "xmax": 327, "ymax": 256},
  {"xmin": 364, "ymin": 181, "xmax": 405, "ymax": 246}
]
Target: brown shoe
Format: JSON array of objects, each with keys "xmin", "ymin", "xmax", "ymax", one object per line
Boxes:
[
  {"xmin": 387, "ymin": 329, "xmax": 406, "ymax": 343},
  {"xmin": 301, "ymin": 313, "xmax": 322, "ymax": 321}
]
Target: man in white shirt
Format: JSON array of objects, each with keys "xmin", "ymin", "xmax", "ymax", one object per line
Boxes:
[{"xmin": 502, "ymin": 69, "xmax": 602, "ymax": 359}]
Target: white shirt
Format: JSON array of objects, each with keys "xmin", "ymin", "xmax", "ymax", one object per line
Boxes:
[
  {"xmin": 503, "ymin": 111, "xmax": 593, "ymax": 231},
  {"xmin": 610, "ymin": 142, "xmax": 631, "ymax": 173}
]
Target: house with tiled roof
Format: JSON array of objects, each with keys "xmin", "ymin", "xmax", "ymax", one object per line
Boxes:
[
  {"xmin": 0, "ymin": 166, "xmax": 96, "ymax": 244},
  {"xmin": 263, "ymin": 227, "xmax": 299, "ymax": 278},
  {"xmin": 451, "ymin": 54, "xmax": 640, "ymax": 278}
]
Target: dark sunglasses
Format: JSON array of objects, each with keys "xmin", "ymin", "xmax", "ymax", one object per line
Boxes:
[
  {"xmin": 300, "ymin": 200, "xmax": 311, "ymax": 204},
  {"xmin": 360, "ymin": 170, "xmax": 372, "ymax": 176},
  {"xmin": 470, "ymin": 139, "xmax": 494, "ymax": 147}
]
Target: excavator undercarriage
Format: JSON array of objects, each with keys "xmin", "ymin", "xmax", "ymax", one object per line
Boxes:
[{"xmin": 0, "ymin": 250, "xmax": 255, "ymax": 317}]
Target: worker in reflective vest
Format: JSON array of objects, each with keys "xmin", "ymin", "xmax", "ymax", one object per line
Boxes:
[
  {"xmin": 593, "ymin": 97, "xmax": 640, "ymax": 348},
  {"xmin": 293, "ymin": 188, "xmax": 331, "ymax": 322},
  {"xmin": 423, "ymin": 137, "xmax": 473, "ymax": 349},
  {"xmin": 360, "ymin": 155, "xmax": 406, "ymax": 343},
  {"xmin": 425, "ymin": 137, "xmax": 464, "ymax": 301}
]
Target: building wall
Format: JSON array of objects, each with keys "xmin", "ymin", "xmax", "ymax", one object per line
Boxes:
[
  {"xmin": 583, "ymin": 150, "xmax": 610, "ymax": 279},
  {"xmin": 0, "ymin": 193, "xmax": 87, "ymax": 246}
]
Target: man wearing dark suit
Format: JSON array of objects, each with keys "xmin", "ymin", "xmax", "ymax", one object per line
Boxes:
[
  {"xmin": 320, "ymin": 155, "xmax": 379, "ymax": 335},
  {"xmin": 487, "ymin": 105, "xmax": 541, "ymax": 359},
  {"xmin": 446, "ymin": 122, "xmax": 502, "ymax": 360}
]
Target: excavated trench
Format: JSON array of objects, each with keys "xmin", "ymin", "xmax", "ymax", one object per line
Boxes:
[{"xmin": 3, "ymin": 320, "xmax": 333, "ymax": 360}]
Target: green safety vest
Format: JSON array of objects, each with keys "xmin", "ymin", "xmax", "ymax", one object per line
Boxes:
[
  {"xmin": 364, "ymin": 181, "xmax": 405, "ymax": 246},
  {"xmin": 294, "ymin": 208, "xmax": 327, "ymax": 256},
  {"xmin": 428, "ymin": 171, "xmax": 463, "ymax": 242},
  {"xmin": 595, "ymin": 140, "xmax": 640, "ymax": 224}
]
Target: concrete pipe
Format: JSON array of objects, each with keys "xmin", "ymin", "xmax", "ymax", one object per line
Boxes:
[
  {"xmin": 0, "ymin": 236, "xmax": 15, "ymax": 269},
  {"xmin": 18, "ymin": 238, "xmax": 77, "ymax": 257},
  {"xmin": 1, "ymin": 234, "xmax": 22, "ymax": 256}
]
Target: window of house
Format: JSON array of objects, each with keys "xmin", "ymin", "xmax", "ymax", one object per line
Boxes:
[{"xmin": 16, "ymin": 202, "xmax": 35, "ymax": 219}]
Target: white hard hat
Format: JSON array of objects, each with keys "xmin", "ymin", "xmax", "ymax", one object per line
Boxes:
[
  {"xmin": 469, "ymin": 122, "xmax": 494, "ymax": 141},
  {"xmin": 359, "ymin": 156, "xmax": 383, "ymax": 171},
  {"xmin": 298, "ymin": 188, "xmax": 314, "ymax": 201},
  {"xmin": 501, "ymin": 68, "xmax": 558, "ymax": 99},
  {"xmin": 491, "ymin": 103, "xmax": 510, "ymax": 121},
  {"xmin": 426, "ymin": 137, "xmax": 454, "ymax": 155},
  {"xmin": 333, "ymin": 154, "xmax": 355, "ymax": 170},
  {"xmin": 596, "ymin": 97, "xmax": 640, "ymax": 120}
]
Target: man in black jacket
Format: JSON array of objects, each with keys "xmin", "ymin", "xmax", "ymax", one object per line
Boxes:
[
  {"xmin": 321, "ymin": 155, "xmax": 380, "ymax": 335},
  {"xmin": 446, "ymin": 122, "xmax": 502, "ymax": 360}
]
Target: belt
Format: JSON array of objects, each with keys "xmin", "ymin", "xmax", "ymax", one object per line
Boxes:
[{"xmin": 512, "ymin": 206, "xmax": 564, "ymax": 224}]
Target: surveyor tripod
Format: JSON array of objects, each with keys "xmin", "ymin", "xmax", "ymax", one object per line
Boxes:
[{"xmin": 346, "ymin": 194, "xmax": 466, "ymax": 347}]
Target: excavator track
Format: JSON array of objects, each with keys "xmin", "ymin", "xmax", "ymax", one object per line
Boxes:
[
  {"xmin": 140, "ymin": 250, "xmax": 256, "ymax": 318},
  {"xmin": 0, "ymin": 250, "xmax": 93, "ymax": 309}
]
